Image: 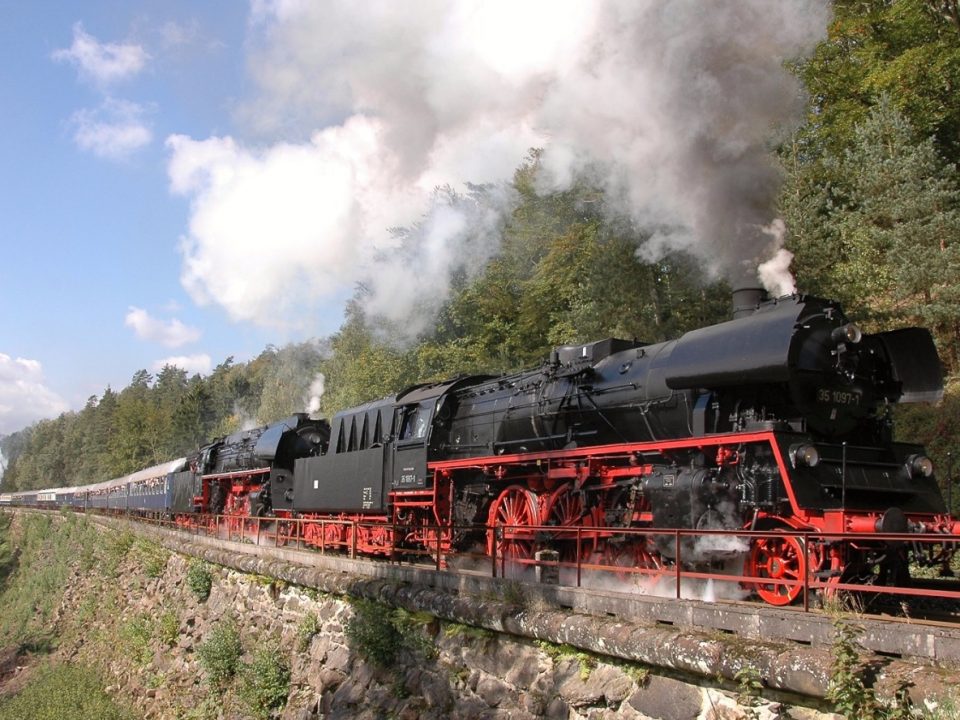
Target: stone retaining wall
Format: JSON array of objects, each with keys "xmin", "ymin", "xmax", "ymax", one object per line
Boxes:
[{"xmin": 21, "ymin": 511, "xmax": 960, "ymax": 719}]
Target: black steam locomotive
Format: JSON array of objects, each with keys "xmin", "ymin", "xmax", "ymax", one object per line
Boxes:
[
  {"xmin": 267, "ymin": 290, "xmax": 950, "ymax": 604},
  {"xmin": 8, "ymin": 291, "xmax": 952, "ymax": 605}
]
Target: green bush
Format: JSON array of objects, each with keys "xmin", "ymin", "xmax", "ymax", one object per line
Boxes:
[
  {"xmin": 735, "ymin": 665, "xmax": 763, "ymax": 720},
  {"xmin": 345, "ymin": 598, "xmax": 404, "ymax": 668},
  {"xmin": 238, "ymin": 642, "xmax": 291, "ymax": 718},
  {"xmin": 187, "ymin": 559, "xmax": 213, "ymax": 602},
  {"xmin": 345, "ymin": 599, "xmax": 438, "ymax": 668},
  {"xmin": 826, "ymin": 619, "xmax": 917, "ymax": 720},
  {"xmin": 197, "ymin": 619, "xmax": 242, "ymax": 689}
]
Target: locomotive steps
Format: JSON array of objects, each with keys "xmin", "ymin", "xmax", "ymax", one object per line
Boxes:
[{"xmin": 69, "ymin": 510, "xmax": 960, "ymax": 708}]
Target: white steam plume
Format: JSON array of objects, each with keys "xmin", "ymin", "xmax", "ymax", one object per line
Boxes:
[
  {"xmin": 305, "ymin": 373, "xmax": 325, "ymax": 416},
  {"xmin": 168, "ymin": 1, "xmax": 828, "ymax": 334},
  {"xmin": 756, "ymin": 220, "xmax": 797, "ymax": 296}
]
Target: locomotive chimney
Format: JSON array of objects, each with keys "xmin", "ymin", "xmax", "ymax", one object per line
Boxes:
[{"xmin": 732, "ymin": 286, "xmax": 767, "ymax": 319}]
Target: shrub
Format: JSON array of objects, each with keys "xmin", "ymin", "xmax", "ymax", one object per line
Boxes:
[
  {"xmin": 735, "ymin": 665, "xmax": 763, "ymax": 720},
  {"xmin": 826, "ymin": 620, "xmax": 877, "ymax": 719},
  {"xmin": 187, "ymin": 559, "xmax": 213, "ymax": 602},
  {"xmin": 197, "ymin": 619, "xmax": 242, "ymax": 689},
  {"xmin": 825, "ymin": 619, "xmax": 916, "ymax": 720},
  {"xmin": 390, "ymin": 608, "xmax": 438, "ymax": 660},
  {"xmin": 345, "ymin": 598, "xmax": 403, "ymax": 668},
  {"xmin": 238, "ymin": 642, "xmax": 291, "ymax": 718}
]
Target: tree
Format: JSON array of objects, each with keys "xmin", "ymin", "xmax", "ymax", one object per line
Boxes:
[
  {"xmin": 153, "ymin": 365, "xmax": 188, "ymax": 457},
  {"xmin": 255, "ymin": 341, "xmax": 327, "ymax": 423},
  {"xmin": 786, "ymin": 97, "xmax": 960, "ymax": 371},
  {"xmin": 320, "ymin": 302, "xmax": 417, "ymax": 414},
  {"xmin": 794, "ymin": 0, "xmax": 960, "ymax": 164},
  {"xmin": 172, "ymin": 380, "xmax": 216, "ymax": 452},
  {"xmin": 110, "ymin": 370, "xmax": 163, "ymax": 473}
]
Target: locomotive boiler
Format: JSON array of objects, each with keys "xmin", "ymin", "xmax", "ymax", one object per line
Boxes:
[{"xmin": 288, "ymin": 291, "xmax": 950, "ymax": 604}]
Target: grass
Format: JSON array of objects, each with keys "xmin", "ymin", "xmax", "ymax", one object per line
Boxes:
[
  {"xmin": 120, "ymin": 613, "xmax": 155, "ymax": 666},
  {"xmin": 0, "ymin": 514, "xmax": 104, "ymax": 650},
  {"xmin": 0, "ymin": 661, "xmax": 134, "ymax": 720},
  {"xmin": 157, "ymin": 609, "xmax": 180, "ymax": 647},
  {"xmin": 133, "ymin": 539, "xmax": 169, "ymax": 579},
  {"xmin": 536, "ymin": 639, "xmax": 596, "ymax": 681},
  {"xmin": 295, "ymin": 613, "xmax": 321, "ymax": 652}
]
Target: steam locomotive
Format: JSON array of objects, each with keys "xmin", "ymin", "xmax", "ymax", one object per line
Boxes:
[{"xmin": 6, "ymin": 291, "xmax": 954, "ymax": 605}]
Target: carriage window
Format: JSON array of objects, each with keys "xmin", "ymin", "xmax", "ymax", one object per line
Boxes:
[{"xmin": 400, "ymin": 405, "xmax": 429, "ymax": 440}]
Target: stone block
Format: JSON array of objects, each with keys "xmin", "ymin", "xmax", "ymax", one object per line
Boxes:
[{"xmin": 627, "ymin": 675, "xmax": 702, "ymax": 720}]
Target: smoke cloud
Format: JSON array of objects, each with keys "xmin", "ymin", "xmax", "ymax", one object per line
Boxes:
[{"xmin": 168, "ymin": 0, "xmax": 828, "ymax": 334}]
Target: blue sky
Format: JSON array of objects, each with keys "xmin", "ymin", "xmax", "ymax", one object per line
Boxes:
[
  {"xmin": 0, "ymin": 1, "xmax": 274, "ymax": 432},
  {"xmin": 0, "ymin": 1, "xmax": 828, "ymax": 437}
]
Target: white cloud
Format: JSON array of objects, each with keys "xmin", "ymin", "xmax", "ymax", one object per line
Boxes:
[
  {"xmin": 52, "ymin": 23, "xmax": 150, "ymax": 86},
  {"xmin": 151, "ymin": 354, "xmax": 212, "ymax": 375},
  {"xmin": 70, "ymin": 98, "xmax": 153, "ymax": 161},
  {"xmin": 169, "ymin": 0, "xmax": 829, "ymax": 333},
  {"xmin": 52, "ymin": 22, "xmax": 149, "ymax": 87},
  {"xmin": 125, "ymin": 306, "xmax": 201, "ymax": 347},
  {"xmin": 158, "ymin": 20, "xmax": 198, "ymax": 49},
  {"xmin": 0, "ymin": 354, "xmax": 70, "ymax": 435}
]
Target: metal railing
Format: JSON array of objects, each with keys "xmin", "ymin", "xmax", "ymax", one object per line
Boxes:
[{"xmin": 119, "ymin": 510, "xmax": 960, "ymax": 612}]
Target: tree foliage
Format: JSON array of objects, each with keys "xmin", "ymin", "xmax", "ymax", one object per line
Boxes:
[
  {"xmin": 0, "ymin": 342, "xmax": 326, "ymax": 491},
  {"xmin": 5, "ymin": 5, "xmax": 960, "ymax": 498}
]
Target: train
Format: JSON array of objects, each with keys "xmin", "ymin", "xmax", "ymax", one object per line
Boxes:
[{"xmin": 2, "ymin": 290, "xmax": 955, "ymax": 606}]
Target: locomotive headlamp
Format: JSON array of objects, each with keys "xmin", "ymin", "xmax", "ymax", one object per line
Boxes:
[
  {"xmin": 907, "ymin": 454, "xmax": 934, "ymax": 478},
  {"xmin": 790, "ymin": 444, "xmax": 820, "ymax": 468},
  {"xmin": 831, "ymin": 323, "xmax": 863, "ymax": 345}
]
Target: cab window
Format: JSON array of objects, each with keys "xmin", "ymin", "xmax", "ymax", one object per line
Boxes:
[{"xmin": 400, "ymin": 404, "xmax": 429, "ymax": 440}]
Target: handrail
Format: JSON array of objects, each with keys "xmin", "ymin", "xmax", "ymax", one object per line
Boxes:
[{"xmin": 10, "ymin": 505, "xmax": 960, "ymax": 611}]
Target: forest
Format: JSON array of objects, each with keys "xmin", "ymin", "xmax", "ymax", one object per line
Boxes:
[{"xmin": 3, "ymin": 0, "xmax": 960, "ymax": 499}]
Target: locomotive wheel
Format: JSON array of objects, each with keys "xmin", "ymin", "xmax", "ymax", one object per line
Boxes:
[
  {"xmin": 746, "ymin": 532, "xmax": 807, "ymax": 606},
  {"xmin": 603, "ymin": 539, "xmax": 663, "ymax": 582},
  {"xmin": 488, "ymin": 486, "xmax": 538, "ymax": 560},
  {"xmin": 544, "ymin": 484, "xmax": 587, "ymax": 560}
]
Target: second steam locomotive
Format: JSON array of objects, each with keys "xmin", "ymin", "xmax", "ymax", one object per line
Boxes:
[{"xmin": 9, "ymin": 290, "xmax": 954, "ymax": 605}]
